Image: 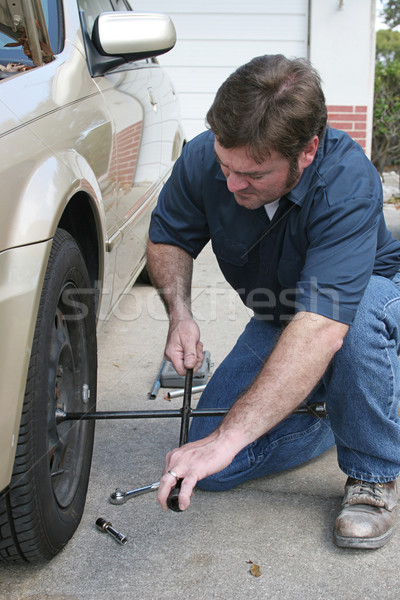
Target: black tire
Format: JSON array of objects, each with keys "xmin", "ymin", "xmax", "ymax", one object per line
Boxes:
[
  {"xmin": 0, "ymin": 229, "xmax": 97, "ymax": 563},
  {"xmin": 137, "ymin": 264, "xmax": 152, "ymax": 285}
]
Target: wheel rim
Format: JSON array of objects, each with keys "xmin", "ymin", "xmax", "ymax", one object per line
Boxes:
[{"xmin": 47, "ymin": 281, "xmax": 91, "ymax": 508}]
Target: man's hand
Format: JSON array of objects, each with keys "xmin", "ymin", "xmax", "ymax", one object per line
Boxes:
[
  {"xmin": 165, "ymin": 317, "xmax": 204, "ymax": 375},
  {"xmin": 157, "ymin": 430, "xmax": 239, "ymax": 511}
]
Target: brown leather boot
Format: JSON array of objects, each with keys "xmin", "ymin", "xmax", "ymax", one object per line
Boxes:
[{"xmin": 334, "ymin": 477, "xmax": 398, "ymax": 549}]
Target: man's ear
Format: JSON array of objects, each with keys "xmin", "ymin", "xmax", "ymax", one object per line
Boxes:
[{"xmin": 298, "ymin": 135, "xmax": 319, "ymax": 169}]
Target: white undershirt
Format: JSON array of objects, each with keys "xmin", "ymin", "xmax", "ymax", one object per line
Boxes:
[{"xmin": 264, "ymin": 198, "xmax": 280, "ymax": 220}]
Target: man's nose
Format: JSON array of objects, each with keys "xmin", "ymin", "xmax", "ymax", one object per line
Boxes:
[{"xmin": 226, "ymin": 172, "xmax": 249, "ymax": 193}]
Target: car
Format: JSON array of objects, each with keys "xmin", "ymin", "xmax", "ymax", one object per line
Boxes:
[{"xmin": 0, "ymin": 0, "xmax": 184, "ymax": 563}]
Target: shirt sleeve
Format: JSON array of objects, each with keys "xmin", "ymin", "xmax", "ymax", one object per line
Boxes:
[
  {"xmin": 295, "ymin": 191, "xmax": 381, "ymax": 325},
  {"xmin": 149, "ymin": 141, "xmax": 210, "ymax": 258}
]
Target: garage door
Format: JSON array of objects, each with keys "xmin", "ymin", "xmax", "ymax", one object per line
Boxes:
[{"xmin": 132, "ymin": 1, "xmax": 309, "ymax": 141}]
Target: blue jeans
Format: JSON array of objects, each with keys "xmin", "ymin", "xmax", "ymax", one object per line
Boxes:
[{"xmin": 188, "ymin": 274, "xmax": 400, "ymax": 491}]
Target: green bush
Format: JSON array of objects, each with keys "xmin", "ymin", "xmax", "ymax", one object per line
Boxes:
[
  {"xmin": 376, "ymin": 29, "xmax": 400, "ymax": 62},
  {"xmin": 380, "ymin": 0, "xmax": 400, "ymax": 29},
  {"xmin": 373, "ymin": 50, "xmax": 400, "ymax": 169},
  {"xmin": 373, "ymin": 2, "xmax": 400, "ymax": 170}
]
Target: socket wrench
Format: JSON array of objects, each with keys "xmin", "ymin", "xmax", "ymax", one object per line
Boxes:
[{"xmin": 109, "ymin": 481, "xmax": 160, "ymax": 505}]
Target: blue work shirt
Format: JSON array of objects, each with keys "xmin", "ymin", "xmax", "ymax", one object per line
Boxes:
[{"xmin": 149, "ymin": 128, "xmax": 400, "ymax": 324}]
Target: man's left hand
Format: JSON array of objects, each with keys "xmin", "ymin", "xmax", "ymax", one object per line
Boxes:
[{"xmin": 157, "ymin": 431, "xmax": 238, "ymax": 511}]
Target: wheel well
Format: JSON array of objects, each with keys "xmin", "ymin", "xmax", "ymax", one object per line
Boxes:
[{"xmin": 59, "ymin": 193, "xmax": 101, "ymax": 309}]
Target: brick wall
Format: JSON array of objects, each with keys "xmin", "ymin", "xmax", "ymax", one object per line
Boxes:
[
  {"xmin": 327, "ymin": 105, "xmax": 367, "ymax": 153},
  {"xmin": 107, "ymin": 121, "xmax": 143, "ymax": 189},
  {"xmin": 117, "ymin": 121, "xmax": 143, "ymax": 188}
]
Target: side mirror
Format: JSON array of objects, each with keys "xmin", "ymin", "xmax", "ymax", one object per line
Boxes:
[{"xmin": 92, "ymin": 11, "xmax": 176, "ymax": 62}]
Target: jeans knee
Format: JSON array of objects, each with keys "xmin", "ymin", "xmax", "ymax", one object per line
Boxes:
[
  {"xmin": 195, "ymin": 472, "xmax": 238, "ymax": 492},
  {"xmin": 355, "ymin": 276, "xmax": 400, "ymax": 330},
  {"xmin": 194, "ymin": 446, "xmax": 254, "ymax": 491}
]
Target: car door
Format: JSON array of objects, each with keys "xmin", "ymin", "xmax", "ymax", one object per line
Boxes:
[
  {"xmin": 78, "ymin": 0, "xmax": 164, "ymax": 311},
  {"xmin": 102, "ymin": 59, "xmax": 164, "ymax": 306}
]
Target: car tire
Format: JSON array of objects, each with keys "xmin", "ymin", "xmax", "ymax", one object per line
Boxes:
[
  {"xmin": 138, "ymin": 264, "xmax": 152, "ymax": 285},
  {"xmin": 0, "ymin": 228, "xmax": 97, "ymax": 563}
]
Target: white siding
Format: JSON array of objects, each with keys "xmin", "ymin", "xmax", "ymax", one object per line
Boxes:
[
  {"xmin": 133, "ymin": 1, "xmax": 309, "ymax": 140},
  {"xmin": 309, "ymin": 0, "xmax": 376, "ymax": 154}
]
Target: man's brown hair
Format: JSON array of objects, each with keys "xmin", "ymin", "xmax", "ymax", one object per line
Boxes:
[{"xmin": 206, "ymin": 54, "xmax": 327, "ymax": 162}]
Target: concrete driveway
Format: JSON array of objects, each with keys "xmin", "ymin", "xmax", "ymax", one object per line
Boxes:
[{"xmin": 1, "ymin": 206, "xmax": 400, "ymax": 600}]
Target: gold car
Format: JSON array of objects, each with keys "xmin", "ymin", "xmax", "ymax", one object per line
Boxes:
[{"xmin": 0, "ymin": 0, "xmax": 184, "ymax": 563}]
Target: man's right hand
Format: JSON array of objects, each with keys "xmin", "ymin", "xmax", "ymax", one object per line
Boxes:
[{"xmin": 165, "ymin": 317, "xmax": 204, "ymax": 375}]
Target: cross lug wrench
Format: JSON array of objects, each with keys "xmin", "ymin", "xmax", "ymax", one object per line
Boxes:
[{"xmin": 166, "ymin": 368, "xmax": 193, "ymax": 512}]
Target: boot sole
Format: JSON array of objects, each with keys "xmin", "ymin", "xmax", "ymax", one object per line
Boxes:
[{"xmin": 333, "ymin": 527, "xmax": 394, "ymax": 549}]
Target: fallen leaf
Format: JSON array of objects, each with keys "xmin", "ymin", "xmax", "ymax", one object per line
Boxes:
[{"xmin": 250, "ymin": 563, "xmax": 261, "ymax": 578}]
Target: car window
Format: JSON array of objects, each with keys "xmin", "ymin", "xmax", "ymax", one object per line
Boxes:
[
  {"xmin": 111, "ymin": 0, "xmax": 132, "ymax": 10},
  {"xmin": 77, "ymin": 0, "xmax": 114, "ymax": 35},
  {"xmin": 42, "ymin": 0, "xmax": 63, "ymax": 54},
  {"xmin": 77, "ymin": 0, "xmax": 133, "ymax": 36},
  {"xmin": 0, "ymin": 30, "xmax": 30, "ymax": 67},
  {"xmin": 0, "ymin": 0, "xmax": 62, "ymax": 69}
]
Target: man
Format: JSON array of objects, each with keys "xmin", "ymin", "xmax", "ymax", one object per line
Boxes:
[{"xmin": 146, "ymin": 54, "xmax": 400, "ymax": 549}]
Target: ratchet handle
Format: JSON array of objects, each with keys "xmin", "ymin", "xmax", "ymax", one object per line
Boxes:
[{"xmin": 167, "ymin": 479, "xmax": 183, "ymax": 512}]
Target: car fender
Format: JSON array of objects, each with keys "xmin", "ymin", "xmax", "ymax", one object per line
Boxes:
[
  {"xmin": 4, "ymin": 149, "xmax": 107, "ymax": 250},
  {"xmin": 0, "ymin": 151, "xmax": 109, "ymax": 493},
  {"xmin": 0, "ymin": 240, "xmax": 52, "ymax": 491}
]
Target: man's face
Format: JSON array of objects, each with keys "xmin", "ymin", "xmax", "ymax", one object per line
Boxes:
[{"xmin": 214, "ymin": 138, "xmax": 317, "ymax": 210}]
